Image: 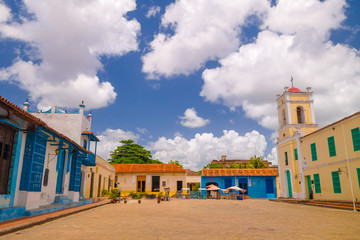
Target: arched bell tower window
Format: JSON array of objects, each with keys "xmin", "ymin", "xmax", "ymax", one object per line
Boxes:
[
  {"xmin": 296, "ymin": 106, "xmax": 305, "ymax": 124},
  {"xmin": 282, "ymin": 109, "xmax": 286, "ymax": 126}
]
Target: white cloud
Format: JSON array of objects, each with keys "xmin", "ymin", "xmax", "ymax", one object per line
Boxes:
[
  {"xmin": 265, "ymin": 147, "xmax": 278, "ymax": 166},
  {"xmin": 0, "ymin": 0, "xmax": 140, "ymax": 109},
  {"xmin": 96, "ymin": 128, "xmax": 139, "ymax": 160},
  {"xmin": 142, "ymin": 0, "xmax": 269, "ymax": 79},
  {"xmin": 136, "ymin": 127, "xmax": 148, "ymax": 134},
  {"xmin": 146, "ymin": 6, "xmax": 160, "ymax": 18},
  {"xmin": 0, "ymin": 2, "xmax": 10, "ymax": 23},
  {"xmin": 180, "ymin": 108, "xmax": 210, "ymax": 128},
  {"xmin": 148, "ymin": 130, "xmax": 267, "ymax": 170},
  {"xmin": 201, "ymin": 0, "xmax": 360, "ymax": 129}
]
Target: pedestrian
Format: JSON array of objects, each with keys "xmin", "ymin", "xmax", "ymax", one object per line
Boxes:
[{"xmin": 117, "ymin": 183, "xmax": 121, "ymax": 203}]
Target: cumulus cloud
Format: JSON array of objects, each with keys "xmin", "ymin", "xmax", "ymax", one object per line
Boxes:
[
  {"xmin": 96, "ymin": 128, "xmax": 139, "ymax": 160},
  {"xmin": 201, "ymin": 0, "xmax": 360, "ymax": 129},
  {"xmin": 148, "ymin": 130, "xmax": 267, "ymax": 170},
  {"xmin": 0, "ymin": 0, "xmax": 140, "ymax": 109},
  {"xmin": 146, "ymin": 6, "xmax": 160, "ymax": 18},
  {"xmin": 265, "ymin": 147, "xmax": 278, "ymax": 166},
  {"xmin": 142, "ymin": 0, "xmax": 269, "ymax": 79},
  {"xmin": 180, "ymin": 108, "xmax": 210, "ymax": 128}
]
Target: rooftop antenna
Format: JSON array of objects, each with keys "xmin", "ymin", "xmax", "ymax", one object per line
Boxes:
[{"xmin": 290, "ymin": 76, "xmax": 294, "ymax": 87}]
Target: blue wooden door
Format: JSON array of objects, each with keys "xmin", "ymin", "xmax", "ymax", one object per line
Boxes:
[{"xmin": 56, "ymin": 150, "xmax": 65, "ymax": 194}]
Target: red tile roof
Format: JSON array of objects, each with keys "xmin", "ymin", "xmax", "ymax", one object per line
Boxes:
[
  {"xmin": 0, "ymin": 95, "xmax": 91, "ymax": 153},
  {"xmin": 202, "ymin": 168, "xmax": 278, "ymax": 177},
  {"xmin": 82, "ymin": 131, "xmax": 100, "ymax": 141},
  {"xmin": 112, "ymin": 164, "xmax": 186, "ymax": 173}
]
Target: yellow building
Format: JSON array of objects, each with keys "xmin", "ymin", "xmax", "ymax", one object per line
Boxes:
[
  {"xmin": 276, "ymin": 86, "xmax": 360, "ymax": 202},
  {"xmin": 112, "ymin": 164, "xmax": 187, "ymax": 196},
  {"xmin": 83, "ymin": 155, "xmax": 115, "ymax": 198}
]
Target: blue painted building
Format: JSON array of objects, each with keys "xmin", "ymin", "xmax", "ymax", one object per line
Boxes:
[
  {"xmin": 0, "ymin": 96, "xmax": 96, "ymax": 222},
  {"xmin": 201, "ymin": 169, "xmax": 278, "ymax": 199}
]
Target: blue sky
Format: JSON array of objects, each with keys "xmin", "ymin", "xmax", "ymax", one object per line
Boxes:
[{"xmin": 0, "ymin": 0, "xmax": 359, "ymax": 170}]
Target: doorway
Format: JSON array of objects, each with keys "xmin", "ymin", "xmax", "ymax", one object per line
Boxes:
[
  {"xmin": 56, "ymin": 150, "xmax": 66, "ymax": 194},
  {"xmin": 97, "ymin": 174, "xmax": 102, "ymax": 197},
  {"xmin": 0, "ymin": 124, "xmax": 16, "ymax": 194},
  {"xmin": 238, "ymin": 178, "xmax": 248, "ymax": 194},
  {"xmin": 286, "ymin": 170, "xmax": 293, "ymax": 198},
  {"xmin": 177, "ymin": 181, "xmax": 183, "ymax": 191},
  {"xmin": 305, "ymin": 175, "xmax": 312, "ymax": 199},
  {"xmin": 137, "ymin": 175, "xmax": 146, "ymax": 192},
  {"xmin": 80, "ymin": 170, "xmax": 85, "ymax": 197},
  {"xmin": 90, "ymin": 172, "xmax": 94, "ymax": 198}
]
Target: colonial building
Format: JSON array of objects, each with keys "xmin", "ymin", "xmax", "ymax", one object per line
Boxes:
[
  {"xmin": 0, "ymin": 96, "xmax": 95, "ymax": 221},
  {"xmin": 211, "ymin": 155, "xmax": 272, "ymax": 167},
  {"xmin": 113, "ymin": 164, "xmax": 187, "ymax": 196},
  {"xmin": 201, "ymin": 169, "xmax": 278, "ymax": 199},
  {"xmin": 25, "ymin": 101, "xmax": 102, "ymax": 199},
  {"xmin": 276, "ymin": 86, "xmax": 360, "ymax": 202},
  {"xmin": 84, "ymin": 155, "xmax": 115, "ymax": 198}
]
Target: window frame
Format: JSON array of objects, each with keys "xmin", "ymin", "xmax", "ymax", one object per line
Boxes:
[
  {"xmin": 327, "ymin": 136, "xmax": 336, "ymax": 157},
  {"xmin": 351, "ymin": 127, "xmax": 360, "ymax": 152},
  {"xmin": 311, "ymin": 143, "xmax": 317, "ymax": 161},
  {"xmin": 314, "ymin": 173, "xmax": 321, "ymax": 193},
  {"xmin": 331, "ymin": 171, "xmax": 341, "ymax": 194}
]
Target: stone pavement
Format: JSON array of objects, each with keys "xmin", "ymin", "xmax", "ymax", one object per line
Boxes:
[
  {"xmin": 0, "ymin": 198, "xmax": 110, "ymax": 236},
  {"xmin": 1, "ymin": 199, "xmax": 360, "ymax": 240}
]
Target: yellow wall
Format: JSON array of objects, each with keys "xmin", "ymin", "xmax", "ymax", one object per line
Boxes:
[
  {"xmin": 84, "ymin": 156, "xmax": 115, "ymax": 198},
  {"xmin": 115, "ymin": 172, "xmax": 186, "ymax": 196},
  {"xmin": 301, "ymin": 114, "xmax": 360, "ymax": 201}
]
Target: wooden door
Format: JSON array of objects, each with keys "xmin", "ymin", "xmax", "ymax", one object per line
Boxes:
[
  {"xmin": 0, "ymin": 124, "xmax": 16, "ymax": 194},
  {"xmin": 137, "ymin": 175, "xmax": 146, "ymax": 192}
]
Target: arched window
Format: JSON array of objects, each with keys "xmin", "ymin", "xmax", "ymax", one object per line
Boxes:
[
  {"xmin": 296, "ymin": 106, "xmax": 305, "ymax": 124},
  {"xmin": 282, "ymin": 109, "xmax": 286, "ymax": 126}
]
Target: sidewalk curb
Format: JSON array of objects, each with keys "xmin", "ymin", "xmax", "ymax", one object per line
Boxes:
[{"xmin": 0, "ymin": 200, "xmax": 110, "ymax": 236}]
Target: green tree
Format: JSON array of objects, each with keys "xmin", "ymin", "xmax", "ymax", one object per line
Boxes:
[
  {"xmin": 203, "ymin": 163, "xmax": 224, "ymax": 169},
  {"xmin": 249, "ymin": 155, "xmax": 269, "ymax": 169},
  {"xmin": 168, "ymin": 160, "xmax": 183, "ymax": 168},
  {"xmin": 109, "ymin": 140, "xmax": 162, "ymax": 164}
]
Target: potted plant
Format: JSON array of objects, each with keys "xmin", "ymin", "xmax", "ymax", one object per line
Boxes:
[
  {"xmin": 157, "ymin": 192, "xmax": 163, "ymax": 203},
  {"xmin": 108, "ymin": 189, "xmax": 118, "ymax": 203},
  {"xmin": 123, "ymin": 192, "xmax": 132, "ymax": 204},
  {"xmin": 135, "ymin": 192, "xmax": 144, "ymax": 204}
]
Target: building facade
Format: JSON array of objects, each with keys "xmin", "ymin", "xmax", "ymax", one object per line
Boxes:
[
  {"xmin": 0, "ymin": 97, "xmax": 95, "ymax": 221},
  {"xmin": 276, "ymin": 86, "xmax": 360, "ymax": 202},
  {"xmin": 113, "ymin": 164, "xmax": 187, "ymax": 196},
  {"xmin": 201, "ymin": 169, "xmax": 278, "ymax": 199},
  {"xmin": 84, "ymin": 155, "xmax": 115, "ymax": 198},
  {"xmin": 211, "ymin": 155, "xmax": 272, "ymax": 167}
]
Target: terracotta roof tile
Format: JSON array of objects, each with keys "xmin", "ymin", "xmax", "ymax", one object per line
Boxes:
[
  {"xmin": 82, "ymin": 131, "xmax": 100, "ymax": 141},
  {"xmin": 112, "ymin": 164, "xmax": 186, "ymax": 173},
  {"xmin": 0, "ymin": 95, "xmax": 91, "ymax": 154},
  {"xmin": 201, "ymin": 168, "xmax": 278, "ymax": 177}
]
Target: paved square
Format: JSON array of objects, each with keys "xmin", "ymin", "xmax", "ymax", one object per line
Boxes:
[{"xmin": 1, "ymin": 199, "xmax": 360, "ymax": 240}]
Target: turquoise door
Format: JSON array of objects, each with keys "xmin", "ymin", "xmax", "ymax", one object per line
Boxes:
[
  {"xmin": 286, "ymin": 170, "xmax": 292, "ymax": 198},
  {"xmin": 306, "ymin": 175, "xmax": 312, "ymax": 199},
  {"xmin": 56, "ymin": 150, "xmax": 65, "ymax": 194}
]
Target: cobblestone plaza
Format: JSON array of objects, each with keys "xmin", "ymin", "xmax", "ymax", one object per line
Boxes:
[{"xmin": 1, "ymin": 199, "xmax": 359, "ymax": 240}]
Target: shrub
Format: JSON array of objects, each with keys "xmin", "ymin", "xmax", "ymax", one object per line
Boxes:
[{"xmin": 101, "ymin": 189, "xmax": 109, "ymax": 197}]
